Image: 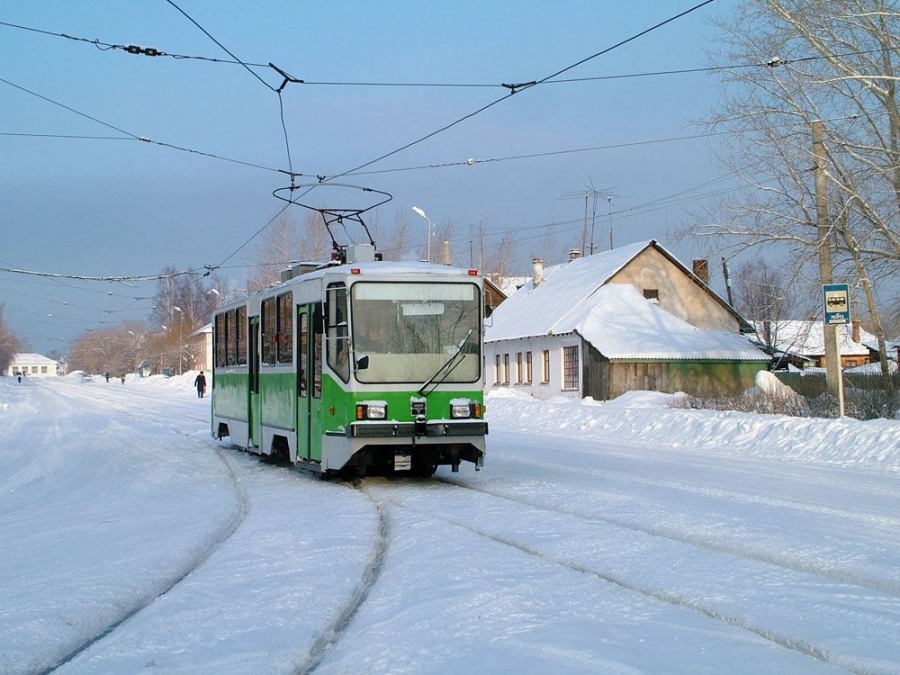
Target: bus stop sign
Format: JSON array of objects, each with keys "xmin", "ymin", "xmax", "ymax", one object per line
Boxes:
[{"xmin": 823, "ymin": 283, "xmax": 851, "ymax": 325}]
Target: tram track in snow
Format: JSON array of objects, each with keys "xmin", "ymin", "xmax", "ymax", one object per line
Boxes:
[
  {"xmin": 33, "ymin": 381, "xmax": 251, "ymax": 674},
  {"xmin": 363, "ymin": 477, "xmax": 898, "ymax": 675},
  {"xmin": 296, "ymin": 481, "xmax": 392, "ymax": 675},
  {"xmin": 434, "ymin": 467, "xmax": 900, "ymax": 600}
]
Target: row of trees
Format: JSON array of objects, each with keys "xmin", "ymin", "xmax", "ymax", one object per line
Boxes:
[{"xmin": 66, "ymin": 270, "xmax": 222, "ymax": 376}]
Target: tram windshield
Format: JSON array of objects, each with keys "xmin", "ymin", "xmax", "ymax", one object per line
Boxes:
[{"xmin": 350, "ymin": 282, "xmax": 481, "ymax": 384}]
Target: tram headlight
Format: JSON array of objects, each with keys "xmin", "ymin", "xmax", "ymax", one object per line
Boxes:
[
  {"xmin": 356, "ymin": 403, "xmax": 387, "ymax": 420},
  {"xmin": 451, "ymin": 402, "xmax": 480, "ymax": 419}
]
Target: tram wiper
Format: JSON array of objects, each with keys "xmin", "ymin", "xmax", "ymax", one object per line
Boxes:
[{"xmin": 418, "ymin": 329, "xmax": 473, "ymax": 397}]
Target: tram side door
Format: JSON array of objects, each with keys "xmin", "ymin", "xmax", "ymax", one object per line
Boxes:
[
  {"xmin": 297, "ymin": 304, "xmax": 324, "ymax": 463},
  {"xmin": 249, "ymin": 315, "xmax": 261, "ymax": 448}
]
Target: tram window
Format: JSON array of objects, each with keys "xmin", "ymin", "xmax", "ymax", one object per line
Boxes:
[
  {"xmin": 214, "ymin": 313, "xmax": 227, "ymax": 368},
  {"xmin": 224, "ymin": 310, "xmax": 235, "ymax": 366},
  {"xmin": 277, "ymin": 292, "xmax": 293, "ymax": 364},
  {"xmin": 326, "ymin": 284, "xmax": 350, "ymax": 382},
  {"xmin": 236, "ymin": 305, "xmax": 247, "ymax": 365},
  {"xmin": 298, "ymin": 311, "xmax": 308, "ymax": 396},
  {"xmin": 262, "ymin": 297, "xmax": 276, "ymax": 366}
]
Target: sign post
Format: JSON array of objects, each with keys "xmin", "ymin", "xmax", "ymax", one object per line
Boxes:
[{"xmin": 822, "ymin": 283, "xmax": 850, "ymax": 417}]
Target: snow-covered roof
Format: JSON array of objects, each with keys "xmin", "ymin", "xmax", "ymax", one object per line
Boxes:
[
  {"xmin": 485, "ymin": 240, "xmax": 652, "ymax": 342},
  {"xmin": 753, "ymin": 321, "xmax": 875, "ymax": 357},
  {"xmin": 564, "ymin": 284, "xmax": 767, "ymax": 361},
  {"xmin": 11, "ymin": 353, "xmax": 58, "ymax": 365},
  {"xmin": 486, "ymin": 247, "xmax": 767, "ymax": 361}
]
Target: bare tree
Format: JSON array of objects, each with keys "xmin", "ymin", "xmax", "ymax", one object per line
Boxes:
[
  {"xmin": 701, "ymin": 0, "xmax": 900, "ymax": 388},
  {"xmin": 0, "ymin": 305, "xmax": 23, "ymax": 374},
  {"xmin": 246, "ymin": 210, "xmax": 330, "ymax": 291}
]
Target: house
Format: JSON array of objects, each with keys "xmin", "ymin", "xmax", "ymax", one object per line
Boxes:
[
  {"xmin": 6, "ymin": 353, "xmax": 60, "ymax": 378},
  {"xmin": 484, "ymin": 240, "xmax": 769, "ymax": 400},
  {"xmin": 190, "ymin": 323, "xmax": 213, "ymax": 373},
  {"xmin": 753, "ymin": 320, "xmax": 877, "ymax": 370}
]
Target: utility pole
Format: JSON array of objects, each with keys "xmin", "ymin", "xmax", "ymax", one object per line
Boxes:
[{"xmin": 812, "ymin": 120, "xmax": 841, "ymax": 400}]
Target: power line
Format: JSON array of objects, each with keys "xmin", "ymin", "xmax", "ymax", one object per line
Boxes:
[
  {"xmin": 0, "ymin": 76, "xmax": 286, "ymax": 174},
  {"xmin": 322, "ymin": 0, "xmax": 719, "ymax": 181}
]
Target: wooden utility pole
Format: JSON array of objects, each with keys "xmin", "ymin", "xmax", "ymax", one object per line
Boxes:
[{"xmin": 812, "ymin": 120, "xmax": 841, "ymax": 399}]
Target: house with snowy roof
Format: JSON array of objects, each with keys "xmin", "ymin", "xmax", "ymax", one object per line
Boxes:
[
  {"xmin": 6, "ymin": 353, "xmax": 60, "ymax": 378},
  {"xmin": 484, "ymin": 240, "xmax": 769, "ymax": 401},
  {"xmin": 753, "ymin": 320, "xmax": 876, "ymax": 371}
]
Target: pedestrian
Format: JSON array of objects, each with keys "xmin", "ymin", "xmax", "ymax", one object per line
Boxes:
[
  {"xmin": 105, "ymin": 372, "xmax": 110, "ymax": 383},
  {"xmin": 194, "ymin": 371, "xmax": 207, "ymax": 398}
]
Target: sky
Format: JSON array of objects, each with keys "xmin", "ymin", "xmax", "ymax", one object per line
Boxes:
[
  {"xmin": 2, "ymin": 373, "xmax": 899, "ymax": 673},
  {"xmin": 0, "ymin": 1, "xmax": 744, "ymax": 354}
]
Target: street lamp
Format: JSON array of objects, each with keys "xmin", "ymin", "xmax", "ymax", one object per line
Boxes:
[
  {"xmin": 173, "ymin": 306, "xmax": 184, "ymax": 375},
  {"xmin": 411, "ymin": 205, "xmax": 432, "ymax": 262}
]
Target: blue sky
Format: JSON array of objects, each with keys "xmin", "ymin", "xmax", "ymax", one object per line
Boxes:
[{"xmin": 1, "ymin": 0, "xmax": 741, "ymax": 354}]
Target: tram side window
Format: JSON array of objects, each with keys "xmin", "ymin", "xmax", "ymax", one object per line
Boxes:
[
  {"xmin": 224, "ymin": 310, "xmax": 235, "ymax": 366},
  {"xmin": 277, "ymin": 292, "xmax": 293, "ymax": 364},
  {"xmin": 215, "ymin": 313, "xmax": 227, "ymax": 368},
  {"xmin": 262, "ymin": 297, "xmax": 276, "ymax": 366},
  {"xmin": 326, "ymin": 283, "xmax": 350, "ymax": 382},
  {"xmin": 298, "ymin": 311, "xmax": 308, "ymax": 396},
  {"xmin": 236, "ymin": 305, "xmax": 247, "ymax": 365}
]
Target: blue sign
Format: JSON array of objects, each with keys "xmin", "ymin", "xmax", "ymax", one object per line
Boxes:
[{"xmin": 823, "ymin": 283, "xmax": 851, "ymax": 325}]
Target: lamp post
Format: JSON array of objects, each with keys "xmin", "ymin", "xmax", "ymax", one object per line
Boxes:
[
  {"xmin": 173, "ymin": 306, "xmax": 184, "ymax": 375},
  {"xmin": 411, "ymin": 206, "xmax": 432, "ymax": 262}
]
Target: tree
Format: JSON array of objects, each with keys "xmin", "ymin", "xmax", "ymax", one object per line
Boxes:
[
  {"xmin": 702, "ymin": 0, "xmax": 900, "ymax": 389},
  {"xmin": 0, "ymin": 305, "xmax": 23, "ymax": 374},
  {"xmin": 246, "ymin": 210, "xmax": 330, "ymax": 291}
]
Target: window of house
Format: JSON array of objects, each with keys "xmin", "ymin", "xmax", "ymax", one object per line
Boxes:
[
  {"xmin": 502, "ymin": 353, "xmax": 510, "ymax": 385},
  {"xmin": 541, "ymin": 350, "xmax": 550, "ymax": 383},
  {"xmin": 643, "ymin": 288, "xmax": 659, "ymax": 303},
  {"xmin": 525, "ymin": 351, "xmax": 533, "ymax": 384},
  {"xmin": 563, "ymin": 345, "xmax": 579, "ymax": 390},
  {"xmin": 41, "ymin": 366, "xmax": 48, "ymax": 374},
  {"xmin": 515, "ymin": 352, "xmax": 523, "ymax": 384},
  {"xmin": 494, "ymin": 353, "xmax": 501, "ymax": 385}
]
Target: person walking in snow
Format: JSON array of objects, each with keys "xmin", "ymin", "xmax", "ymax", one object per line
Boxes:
[{"xmin": 194, "ymin": 371, "xmax": 207, "ymax": 398}]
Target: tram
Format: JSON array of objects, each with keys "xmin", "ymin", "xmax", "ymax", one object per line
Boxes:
[{"xmin": 211, "ymin": 244, "xmax": 487, "ymax": 477}]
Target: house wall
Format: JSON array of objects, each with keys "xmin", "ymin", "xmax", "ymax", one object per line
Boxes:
[
  {"xmin": 610, "ymin": 247, "xmax": 738, "ymax": 332},
  {"xmin": 484, "ymin": 334, "xmax": 583, "ymax": 400},
  {"xmin": 7, "ymin": 355, "xmax": 58, "ymax": 377},
  {"xmin": 583, "ymin": 344, "xmax": 766, "ymax": 400}
]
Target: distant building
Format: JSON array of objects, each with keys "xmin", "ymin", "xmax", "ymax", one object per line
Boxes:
[
  {"xmin": 753, "ymin": 320, "xmax": 876, "ymax": 370},
  {"xmin": 484, "ymin": 240, "xmax": 768, "ymax": 400},
  {"xmin": 6, "ymin": 353, "xmax": 60, "ymax": 378}
]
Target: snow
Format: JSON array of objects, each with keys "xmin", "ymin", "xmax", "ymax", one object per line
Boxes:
[
  {"xmin": 2, "ymin": 373, "xmax": 900, "ymax": 673},
  {"xmin": 571, "ymin": 284, "xmax": 767, "ymax": 360}
]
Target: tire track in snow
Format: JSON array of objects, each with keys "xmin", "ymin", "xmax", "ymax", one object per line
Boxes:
[
  {"xmin": 380, "ymin": 483, "xmax": 874, "ymax": 675},
  {"xmin": 44, "ymin": 441, "xmax": 250, "ymax": 674},
  {"xmin": 296, "ymin": 482, "xmax": 391, "ymax": 675},
  {"xmin": 437, "ymin": 475, "xmax": 900, "ymax": 599}
]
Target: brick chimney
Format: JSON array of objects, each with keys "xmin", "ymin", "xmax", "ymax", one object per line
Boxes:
[
  {"xmin": 532, "ymin": 258, "xmax": 544, "ymax": 287},
  {"xmin": 692, "ymin": 259, "xmax": 710, "ymax": 286},
  {"xmin": 568, "ymin": 249, "xmax": 582, "ymax": 262},
  {"xmin": 852, "ymin": 319, "xmax": 860, "ymax": 343}
]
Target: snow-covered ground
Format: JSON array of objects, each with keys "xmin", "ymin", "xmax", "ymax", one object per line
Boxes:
[{"xmin": 1, "ymin": 373, "xmax": 899, "ymax": 674}]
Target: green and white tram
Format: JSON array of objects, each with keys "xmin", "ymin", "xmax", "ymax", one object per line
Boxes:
[{"xmin": 211, "ymin": 248, "xmax": 487, "ymax": 477}]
